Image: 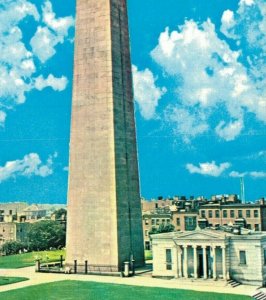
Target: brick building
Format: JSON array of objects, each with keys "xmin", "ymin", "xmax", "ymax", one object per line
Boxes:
[
  {"xmin": 199, "ymin": 200, "xmax": 266, "ymax": 231},
  {"xmin": 0, "ymin": 222, "xmax": 29, "ymax": 247}
]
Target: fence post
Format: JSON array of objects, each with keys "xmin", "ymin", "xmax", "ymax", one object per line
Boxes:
[
  {"xmin": 85, "ymin": 260, "xmax": 88, "ymax": 274},
  {"xmin": 60, "ymin": 255, "xmax": 63, "ymax": 268},
  {"xmin": 74, "ymin": 260, "xmax": 77, "ymax": 274},
  {"xmin": 35, "ymin": 259, "xmax": 40, "ymax": 272}
]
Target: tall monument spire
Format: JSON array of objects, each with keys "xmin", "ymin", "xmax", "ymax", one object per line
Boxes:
[{"xmin": 66, "ymin": 0, "xmax": 144, "ymax": 272}]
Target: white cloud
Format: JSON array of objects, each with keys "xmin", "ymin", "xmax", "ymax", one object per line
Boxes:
[
  {"xmin": 42, "ymin": 0, "xmax": 74, "ymax": 37},
  {"xmin": 0, "ymin": 0, "xmax": 74, "ymax": 124},
  {"xmin": 186, "ymin": 161, "xmax": 231, "ymax": 177},
  {"xmin": 230, "ymin": 170, "xmax": 266, "ymax": 178},
  {"xmin": 165, "ymin": 107, "xmax": 209, "ymax": 143},
  {"xmin": 229, "ymin": 171, "xmax": 247, "ymax": 178},
  {"xmin": 215, "ymin": 120, "xmax": 243, "ymax": 141},
  {"xmin": 0, "ymin": 111, "xmax": 6, "ymax": 126},
  {"xmin": 34, "ymin": 74, "xmax": 68, "ymax": 91},
  {"xmin": 30, "ymin": 1, "xmax": 74, "ymax": 63},
  {"xmin": 240, "ymin": 0, "xmax": 254, "ymax": 6},
  {"xmin": 132, "ymin": 65, "xmax": 166, "ymax": 119},
  {"xmin": 250, "ymin": 171, "xmax": 266, "ymax": 178},
  {"xmin": 63, "ymin": 166, "xmax": 69, "ymax": 172},
  {"xmin": 0, "ymin": 152, "xmax": 56, "ymax": 183},
  {"xmin": 220, "ymin": 0, "xmax": 266, "ymax": 121},
  {"xmin": 150, "ymin": 1, "xmax": 266, "ymax": 142}
]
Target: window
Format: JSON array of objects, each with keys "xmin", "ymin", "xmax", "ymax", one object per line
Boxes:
[
  {"xmin": 145, "ymin": 219, "xmax": 149, "ymax": 225},
  {"xmin": 156, "ymin": 219, "xmax": 159, "ymax": 225},
  {"xmin": 151, "ymin": 219, "xmax": 155, "ymax": 225},
  {"xmin": 185, "ymin": 217, "xmax": 197, "ymax": 231},
  {"xmin": 201, "ymin": 210, "xmax": 206, "ymax": 218},
  {"xmin": 238, "ymin": 210, "xmax": 243, "ymax": 218},
  {"xmin": 215, "ymin": 210, "xmax": 220, "ymax": 218},
  {"xmin": 246, "ymin": 224, "xmax": 251, "ymax": 229},
  {"xmin": 167, "ymin": 219, "xmax": 170, "ymax": 224},
  {"xmin": 230, "ymin": 210, "xmax": 235, "ymax": 218},
  {"xmin": 223, "ymin": 210, "xmax": 228, "ymax": 218},
  {"xmin": 246, "ymin": 210, "xmax": 251, "ymax": 218},
  {"xmin": 255, "ymin": 224, "xmax": 260, "ymax": 231},
  {"xmin": 176, "ymin": 218, "xmax": 180, "ymax": 226},
  {"xmin": 254, "ymin": 210, "xmax": 259, "ymax": 218},
  {"xmin": 9, "ymin": 210, "xmax": 12, "ymax": 215},
  {"xmin": 239, "ymin": 250, "xmax": 246, "ymax": 265},
  {"xmin": 145, "ymin": 230, "xmax": 148, "ymax": 236},
  {"xmin": 166, "ymin": 249, "xmax": 172, "ymax": 270},
  {"xmin": 162, "ymin": 219, "xmax": 165, "ymax": 223},
  {"xmin": 208, "ymin": 210, "xmax": 213, "ymax": 218},
  {"xmin": 145, "ymin": 241, "xmax": 150, "ymax": 250}
]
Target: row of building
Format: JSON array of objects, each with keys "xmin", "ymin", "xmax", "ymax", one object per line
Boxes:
[
  {"xmin": 142, "ymin": 195, "xmax": 266, "ymax": 250},
  {"xmin": 0, "ymin": 202, "xmax": 66, "ymax": 248}
]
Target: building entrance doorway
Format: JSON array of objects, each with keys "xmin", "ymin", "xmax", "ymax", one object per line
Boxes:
[{"xmin": 198, "ymin": 252, "xmax": 209, "ymax": 278}]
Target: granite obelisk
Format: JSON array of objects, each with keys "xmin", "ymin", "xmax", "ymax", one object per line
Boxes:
[{"xmin": 66, "ymin": 0, "xmax": 144, "ymax": 272}]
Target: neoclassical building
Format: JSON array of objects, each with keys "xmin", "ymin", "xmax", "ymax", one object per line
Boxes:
[{"xmin": 151, "ymin": 228, "xmax": 266, "ymax": 286}]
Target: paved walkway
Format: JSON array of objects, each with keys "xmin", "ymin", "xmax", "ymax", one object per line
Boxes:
[{"xmin": 0, "ymin": 266, "xmax": 259, "ymax": 297}]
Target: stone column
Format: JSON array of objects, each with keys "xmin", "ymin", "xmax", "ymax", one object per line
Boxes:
[
  {"xmin": 178, "ymin": 246, "xmax": 182, "ymax": 278},
  {"xmin": 175, "ymin": 247, "xmax": 179, "ymax": 279},
  {"xmin": 193, "ymin": 245, "xmax": 198, "ymax": 279},
  {"xmin": 183, "ymin": 245, "xmax": 188, "ymax": 278},
  {"xmin": 222, "ymin": 246, "xmax": 226, "ymax": 280},
  {"xmin": 203, "ymin": 245, "xmax": 207, "ymax": 279},
  {"xmin": 212, "ymin": 246, "xmax": 216, "ymax": 280}
]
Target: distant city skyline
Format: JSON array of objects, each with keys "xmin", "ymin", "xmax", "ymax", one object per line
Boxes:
[{"xmin": 0, "ymin": 0, "xmax": 265, "ymax": 203}]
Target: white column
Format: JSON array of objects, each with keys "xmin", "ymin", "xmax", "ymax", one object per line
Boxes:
[
  {"xmin": 175, "ymin": 247, "xmax": 179, "ymax": 278},
  {"xmin": 178, "ymin": 247, "xmax": 182, "ymax": 278},
  {"xmin": 222, "ymin": 246, "xmax": 226, "ymax": 280},
  {"xmin": 213, "ymin": 246, "xmax": 217, "ymax": 280},
  {"xmin": 193, "ymin": 245, "xmax": 198, "ymax": 279},
  {"xmin": 183, "ymin": 245, "xmax": 188, "ymax": 278},
  {"xmin": 203, "ymin": 245, "xmax": 207, "ymax": 279}
]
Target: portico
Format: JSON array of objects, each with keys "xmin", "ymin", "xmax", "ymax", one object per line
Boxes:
[
  {"xmin": 151, "ymin": 229, "xmax": 231, "ymax": 282},
  {"xmin": 174, "ymin": 243, "xmax": 227, "ymax": 280}
]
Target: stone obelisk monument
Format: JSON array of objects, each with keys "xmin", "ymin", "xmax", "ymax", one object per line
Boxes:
[{"xmin": 66, "ymin": 0, "xmax": 144, "ymax": 272}]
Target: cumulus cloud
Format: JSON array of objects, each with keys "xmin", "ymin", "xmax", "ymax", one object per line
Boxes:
[
  {"xmin": 230, "ymin": 170, "xmax": 266, "ymax": 178},
  {"xmin": 0, "ymin": 0, "xmax": 74, "ymax": 124},
  {"xmin": 165, "ymin": 106, "xmax": 209, "ymax": 143},
  {"xmin": 30, "ymin": 1, "xmax": 74, "ymax": 63},
  {"xmin": 34, "ymin": 74, "xmax": 68, "ymax": 91},
  {"xmin": 0, "ymin": 152, "xmax": 57, "ymax": 183},
  {"xmin": 186, "ymin": 161, "xmax": 231, "ymax": 177},
  {"xmin": 132, "ymin": 65, "xmax": 166, "ymax": 119},
  {"xmin": 149, "ymin": 0, "xmax": 266, "ymax": 142}
]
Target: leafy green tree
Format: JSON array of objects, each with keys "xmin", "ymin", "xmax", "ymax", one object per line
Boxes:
[
  {"xmin": 1, "ymin": 241, "xmax": 26, "ymax": 255},
  {"xmin": 53, "ymin": 208, "xmax": 67, "ymax": 221},
  {"xmin": 149, "ymin": 223, "xmax": 175, "ymax": 235},
  {"xmin": 28, "ymin": 220, "xmax": 66, "ymax": 251}
]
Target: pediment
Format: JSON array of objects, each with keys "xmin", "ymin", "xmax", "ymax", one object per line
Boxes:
[{"xmin": 174, "ymin": 230, "xmax": 226, "ymax": 241}]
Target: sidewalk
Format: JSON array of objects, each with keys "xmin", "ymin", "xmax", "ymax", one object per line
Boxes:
[{"xmin": 0, "ymin": 266, "xmax": 259, "ymax": 296}]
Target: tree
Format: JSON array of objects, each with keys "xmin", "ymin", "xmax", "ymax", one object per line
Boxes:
[
  {"xmin": 53, "ymin": 208, "xmax": 67, "ymax": 221},
  {"xmin": 28, "ymin": 220, "xmax": 66, "ymax": 251},
  {"xmin": 149, "ymin": 223, "xmax": 175, "ymax": 235},
  {"xmin": 1, "ymin": 241, "xmax": 26, "ymax": 255}
]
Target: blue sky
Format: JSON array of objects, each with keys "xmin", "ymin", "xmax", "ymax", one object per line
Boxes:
[{"xmin": 0, "ymin": 0, "xmax": 265, "ymax": 203}]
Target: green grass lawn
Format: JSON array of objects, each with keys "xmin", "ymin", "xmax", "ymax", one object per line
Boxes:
[
  {"xmin": 0, "ymin": 280, "xmax": 251, "ymax": 300},
  {"xmin": 145, "ymin": 250, "xmax": 153, "ymax": 260},
  {"xmin": 0, "ymin": 276, "xmax": 28, "ymax": 286},
  {"xmin": 0, "ymin": 250, "xmax": 65, "ymax": 269}
]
